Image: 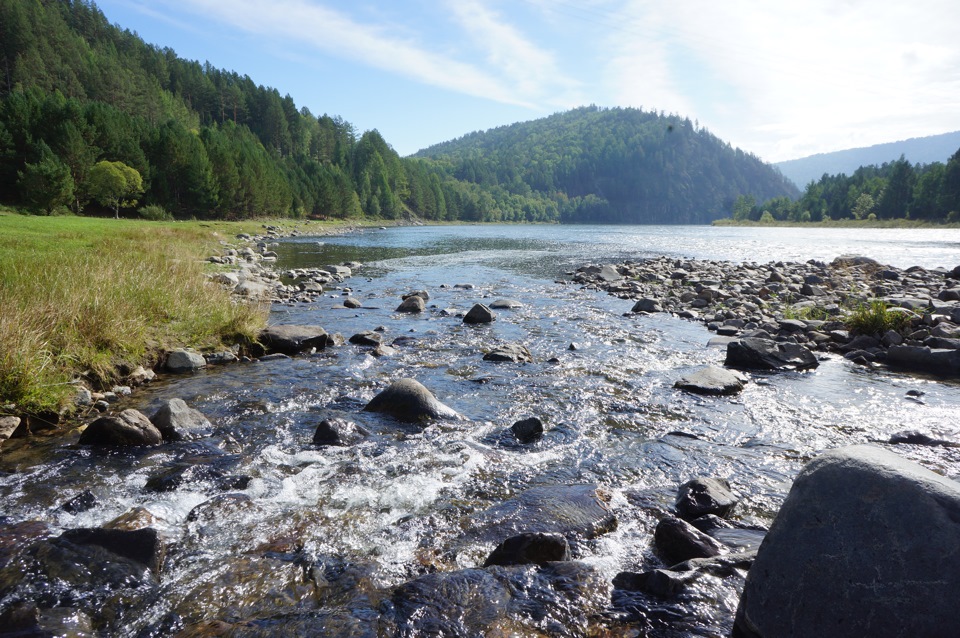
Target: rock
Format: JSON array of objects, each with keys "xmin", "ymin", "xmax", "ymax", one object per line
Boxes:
[
  {"xmin": 127, "ymin": 365, "xmax": 155, "ymax": 386},
  {"xmin": 725, "ymin": 337, "xmax": 819, "ymax": 371},
  {"xmin": 613, "ymin": 568, "xmax": 698, "ymax": 597},
  {"xmin": 470, "ymin": 484, "xmax": 617, "ymax": 543},
  {"xmin": 165, "ymin": 349, "xmax": 206, "ymax": 372},
  {"xmin": 259, "ymin": 324, "xmax": 331, "ymax": 354},
  {"xmin": 389, "ymin": 562, "xmax": 608, "ymax": 637},
  {"xmin": 597, "ymin": 264, "xmax": 622, "ymax": 282},
  {"xmin": 396, "ymin": 295, "xmax": 426, "ymax": 313},
  {"xmin": 675, "ymin": 477, "xmax": 739, "ymax": 519},
  {"xmin": 312, "ymin": 418, "xmax": 369, "ymax": 446},
  {"xmin": 674, "ymin": 366, "xmax": 747, "ymax": 396},
  {"xmin": 489, "ymin": 298, "xmax": 523, "ymax": 309},
  {"xmin": 654, "ymin": 516, "xmax": 726, "ymax": 566},
  {"xmin": 631, "ymin": 298, "xmax": 663, "ymax": 313},
  {"xmin": 483, "ymin": 344, "xmax": 533, "ymax": 363},
  {"xmin": 886, "ymin": 344, "xmax": 960, "ymax": 375},
  {"xmin": 831, "ymin": 254, "xmax": 880, "ymax": 268},
  {"xmin": 403, "ymin": 290, "xmax": 430, "ymax": 301},
  {"xmin": 348, "ymin": 331, "xmax": 382, "ymax": 346},
  {"xmin": 0, "ymin": 415, "xmax": 21, "ymax": 442},
  {"xmin": 734, "ymin": 445, "xmax": 960, "ymax": 638},
  {"xmin": 483, "ymin": 532, "xmax": 570, "ymax": 567},
  {"xmin": 363, "ymin": 378, "xmax": 460, "ymax": 423},
  {"xmin": 463, "ymin": 303, "xmax": 496, "ymax": 324},
  {"xmin": 150, "ymin": 398, "xmax": 212, "ymax": 442},
  {"xmin": 511, "ymin": 417, "xmax": 544, "ymax": 443},
  {"xmin": 325, "ymin": 264, "xmax": 352, "ymax": 277},
  {"xmin": 78, "ymin": 409, "xmax": 162, "ymax": 446},
  {"xmin": 372, "ymin": 344, "xmax": 398, "ymax": 357},
  {"xmin": 343, "ymin": 297, "xmax": 362, "ymax": 308},
  {"xmin": 75, "ymin": 386, "xmax": 93, "ymax": 406},
  {"xmin": 888, "ymin": 430, "xmax": 960, "ymax": 447},
  {"xmin": 60, "ymin": 527, "xmax": 166, "ymax": 573}
]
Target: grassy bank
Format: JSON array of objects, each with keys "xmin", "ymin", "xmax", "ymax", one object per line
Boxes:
[
  {"xmin": 0, "ymin": 211, "xmax": 348, "ymax": 416},
  {"xmin": 712, "ymin": 218, "xmax": 960, "ymax": 229}
]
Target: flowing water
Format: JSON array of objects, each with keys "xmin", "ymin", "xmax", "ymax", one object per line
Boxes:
[{"xmin": 3, "ymin": 225, "xmax": 960, "ymax": 636}]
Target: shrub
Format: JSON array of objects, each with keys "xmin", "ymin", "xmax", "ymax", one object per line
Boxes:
[
  {"xmin": 845, "ymin": 300, "xmax": 913, "ymax": 336},
  {"xmin": 138, "ymin": 204, "xmax": 173, "ymax": 221}
]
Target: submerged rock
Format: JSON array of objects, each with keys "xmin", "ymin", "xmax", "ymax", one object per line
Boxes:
[
  {"xmin": 511, "ymin": 417, "xmax": 544, "ymax": 443},
  {"xmin": 674, "ymin": 366, "xmax": 747, "ymax": 395},
  {"xmin": 363, "ymin": 378, "xmax": 460, "ymax": 423},
  {"xmin": 470, "ymin": 484, "xmax": 617, "ymax": 544},
  {"xmin": 60, "ymin": 527, "xmax": 166, "ymax": 573},
  {"xmin": 313, "ymin": 418, "xmax": 369, "ymax": 446},
  {"xmin": 483, "ymin": 532, "xmax": 570, "ymax": 567},
  {"xmin": 78, "ymin": 409, "xmax": 162, "ymax": 447},
  {"xmin": 725, "ymin": 337, "xmax": 819, "ymax": 371},
  {"xmin": 734, "ymin": 445, "xmax": 960, "ymax": 638}
]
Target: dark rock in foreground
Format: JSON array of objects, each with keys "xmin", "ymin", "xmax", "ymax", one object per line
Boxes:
[
  {"xmin": 734, "ymin": 445, "xmax": 960, "ymax": 638},
  {"xmin": 483, "ymin": 532, "xmax": 570, "ymax": 567},
  {"xmin": 674, "ymin": 366, "xmax": 747, "ymax": 395},
  {"xmin": 259, "ymin": 324, "xmax": 331, "ymax": 355},
  {"xmin": 78, "ymin": 409, "xmax": 162, "ymax": 446},
  {"xmin": 653, "ymin": 516, "xmax": 726, "ymax": 566},
  {"xmin": 363, "ymin": 378, "xmax": 460, "ymax": 423},
  {"xmin": 885, "ymin": 344, "xmax": 960, "ymax": 376},
  {"xmin": 725, "ymin": 337, "xmax": 819, "ymax": 371},
  {"xmin": 511, "ymin": 417, "xmax": 544, "ymax": 443},
  {"xmin": 60, "ymin": 527, "xmax": 165, "ymax": 573}
]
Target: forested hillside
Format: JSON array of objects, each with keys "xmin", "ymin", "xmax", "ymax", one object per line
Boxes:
[
  {"xmin": 1, "ymin": 0, "xmax": 795, "ymax": 223},
  {"xmin": 415, "ymin": 107, "xmax": 799, "ymax": 223},
  {"xmin": 731, "ymin": 151, "xmax": 960, "ymax": 223}
]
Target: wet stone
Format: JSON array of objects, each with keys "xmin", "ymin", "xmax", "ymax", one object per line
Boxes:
[
  {"xmin": 653, "ymin": 516, "xmax": 726, "ymax": 566},
  {"xmin": 464, "ymin": 303, "xmax": 496, "ymax": 324},
  {"xmin": 78, "ymin": 409, "xmax": 162, "ymax": 447},
  {"xmin": 675, "ymin": 477, "xmax": 739, "ymax": 519},
  {"xmin": 313, "ymin": 418, "xmax": 369, "ymax": 446},
  {"xmin": 511, "ymin": 417, "xmax": 544, "ymax": 443},
  {"xmin": 674, "ymin": 366, "xmax": 747, "ymax": 396},
  {"xmin": 483, "ymin": 532, "xmax": 570, "ymax": 567},
  {"xmin": 483, "ymin": 344, "xmax": 533, "ymax": 363},
  {"xmin": 258, "ymin": 325, "xmax": 331, "ymax": 355},
  {"xmin": 150, "ymin": 398, "xmax": 212, "ymax": 443},
  {"xmin": 363, "ymin": 378, "xmax": 460, "ymax": 423},
  {"xmin": 396, "ymin": 295, "xmax": 426, "ymax": 313}
]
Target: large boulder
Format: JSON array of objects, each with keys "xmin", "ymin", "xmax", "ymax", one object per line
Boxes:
[
  {"xmin": 150, "ymin": 398, "xmax": 212, "ymax": 442},
  {"xmin": 259, "ymin": 324, "xmax": 330, "ymax": 355},
  {"xmin": 725, "ymin": 337, "xmax": 819, "ymax": 371},
  {"xmin": 363, "ymin": 378, "xmax": 460, "ymax": 423},
  {"xmin": 734, "ymin": 445, "xmax": 960, "ymax": 638},
  {"xmin": 482, "ymin": 344, "xmax": 533, "ymax": 363},
  {"xmin": 78, "ymin": 409, "xmax": 162, "ymax": 446},
  {"xmin": 396, "ymin": 296, "xmax": 426, "ymax": 313}
]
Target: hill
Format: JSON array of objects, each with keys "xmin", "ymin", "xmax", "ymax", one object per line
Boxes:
[
  {"xmin": 0, "ymin": 0, "xmax": 794, "ymax": 224},
  {"xmin": 775, "ymin": 131, "xmax": 960, "ymax": 188},
  {"xmin": 415, "ymin": 107, "xmax": 799, "ymax": 224}
]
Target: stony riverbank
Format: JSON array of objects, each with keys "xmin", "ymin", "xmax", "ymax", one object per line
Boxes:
[{"xmin": 571, "ymin": 254, "xmax": 960, "ymax": 377}]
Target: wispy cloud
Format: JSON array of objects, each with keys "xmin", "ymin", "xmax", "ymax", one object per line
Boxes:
[{"xmin": 158, "ymin": 0, "xmax": 572, "ymax": 109}]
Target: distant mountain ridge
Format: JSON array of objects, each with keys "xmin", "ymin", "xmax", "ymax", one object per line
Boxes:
[{"xmin": 775, "ymin": 131, "xmax": 960, "ymax": 188}]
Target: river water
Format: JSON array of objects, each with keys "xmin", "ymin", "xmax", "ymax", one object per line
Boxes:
[{"xmin": 2, "ymin": 224, "xmax": 960, "ymax": 636}]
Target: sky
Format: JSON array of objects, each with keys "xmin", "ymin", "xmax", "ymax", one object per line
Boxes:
[{"xmin": 94, "ymin": 0, "xmax": 960, "ymax": 163}]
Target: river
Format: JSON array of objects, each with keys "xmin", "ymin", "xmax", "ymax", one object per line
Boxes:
[{"xmin": 2, "ymin": 224, "xmax": 959, "ymax": 636}]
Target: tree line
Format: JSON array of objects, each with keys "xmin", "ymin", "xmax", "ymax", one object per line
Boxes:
[
  {"xmin": 731, "ymin": 151, "xmax": 960, "ymax": 223},
  {"xmin": 1, "ymin": 0, "xmax": 798, "ymax": 224}
]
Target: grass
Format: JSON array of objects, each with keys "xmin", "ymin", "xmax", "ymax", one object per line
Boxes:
[
  {"xmin": 713, "ymin": 217, "xmax": 960, "ymax": 229},
  {"xmin": 0, "ymin": 211, "xmax": 331, "ymax": 414},
  {"xmin": 844, "ymin": 300, "xmax": 914, "ymax": 336}
]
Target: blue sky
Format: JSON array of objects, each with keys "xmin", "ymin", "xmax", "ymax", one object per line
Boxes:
[{"xmin": 95, "ymin": 0, "xmax": 959, "ymax": 162}]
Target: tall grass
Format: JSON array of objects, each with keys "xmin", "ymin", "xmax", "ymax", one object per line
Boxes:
[
  {"xmin": 0, "ymin": 213, "xmax": 269, "ymax": 413},
  {"xmin": 845, "ymin": 300, "xmax": 913, "ymax": 336}
]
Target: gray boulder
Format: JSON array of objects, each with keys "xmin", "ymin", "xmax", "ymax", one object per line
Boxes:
[
  {"xmin": 734, "ymin": 445, "xmax": 960, "ymax": 638},
  {"xmin": 886, "ymin": 344, "xmax": 960, "ymax": 375},
  {"xmin": 483, "ymin": 344, "xmax": 533, "ymax": 363},
  {"xmin": 343, "ymin": 297, "xmax": 362, "ymax": 309},
  {"xmin": 631, "ymin": 298, "xmax": 663, "ymax": 313},
  {"xmin": 725, "ymin": 337, "xmax": 819, "ymax": 371},
  {"xmin": 463, "ymin": 303, "xmax": 496, "ymax": 324},
  {"xmin": 150, "ymin": 398, "xmax": 212, "ymax": 442},
  {"xmin": 348, "ymin": 331, "xmax": 382, "ymax": 346},
  {"xmin": 396, "ymin": 295, "xmax": 426, "ymax": 313},
  {"xmin": 674, "ymin": 366, "xmax": 747, "ymax": 395},
  {"xmin": 363, "ymin": 378, "xmax": 459, "ymax": 423},
  {"xmin": 165, "ymin": 349, "xmax": 206, "ymax": 372},
  {"xmin": 78, "ymin": 409, "xmax": 162, "ymax": 446},
  {"xmin": 259, "ymin": 324, "xmax": 330, "ymax": 354}
]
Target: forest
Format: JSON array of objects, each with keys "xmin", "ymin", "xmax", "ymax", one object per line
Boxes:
[
  {"xmin": 732, "ymin": 152, "xmax": 960, "ymax": 223},
  {"xmin": 1, "ymin": 0, "xmax": 796, "ymax": 224}
]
